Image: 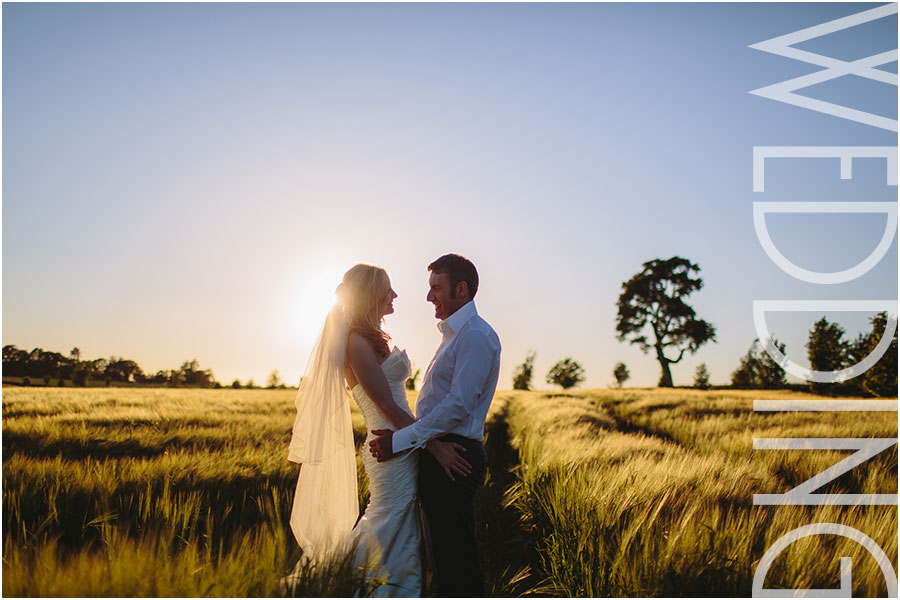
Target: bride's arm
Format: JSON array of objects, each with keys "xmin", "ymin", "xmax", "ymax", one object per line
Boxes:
[
  {"xmin": 346, "ymin": 333, "xmax": 415, "ymax": 430},
  {"xmin": 351, "ymin": 336, "xmax": 472, "ymax": 477}
]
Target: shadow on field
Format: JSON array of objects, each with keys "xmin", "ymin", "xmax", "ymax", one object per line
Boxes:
[
  {"xmin": 605, "ymin": 407, "xmax": 680, "ymax": 446},
  {"xmin": 477, "ymin": 402, "xmax": 549, "ymax": 597},
  {"xmin": 2, "ymin": 430, "xmax": 229, "ymax": 460},
  {"xmin": 5, "ymin": 468, "xmax": 298, "ymax": 552},
  {"xmin": 573, "ymin": 413, "xmax": 616, "ymax": 433}
]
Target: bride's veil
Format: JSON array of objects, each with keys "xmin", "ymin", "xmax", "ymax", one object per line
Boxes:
[{"xmin": 287, "ymin": 300, "xmax": 358, "ymax": 560}]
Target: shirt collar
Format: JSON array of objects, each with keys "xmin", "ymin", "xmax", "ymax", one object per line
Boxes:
[{"xmin": 437, "ymin": 300, "xmax": 477, "ymax": 338}]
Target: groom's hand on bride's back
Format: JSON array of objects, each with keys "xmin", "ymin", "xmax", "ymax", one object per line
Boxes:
[{"xmin": 369, "ymin": 429, "xmax": 396, "ymax": 462}]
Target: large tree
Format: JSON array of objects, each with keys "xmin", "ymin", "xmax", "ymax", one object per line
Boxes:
[{"xmin": 616, "ymin": 257, "xmax": 716, "ymax": 387}]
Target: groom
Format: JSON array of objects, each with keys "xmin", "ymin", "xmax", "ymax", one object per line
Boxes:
[{"xmin": 369, "ymin": 253, "xmax": 501, "ymax": 597}]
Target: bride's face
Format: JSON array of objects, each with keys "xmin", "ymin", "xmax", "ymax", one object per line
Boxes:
[{"xmin": 379, "ymin": 284, "xmax": 398, "ymax": 317}]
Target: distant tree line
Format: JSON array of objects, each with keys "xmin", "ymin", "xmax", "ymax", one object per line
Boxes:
[
  {"xmin": 610, "ymin": 255, "xmax": 896, "ymax": 396},
  {"xmin": 730, "ymin": 312, "xmax": 897, "ymax": 397},
  {"xmin": 1, "ymin": 345, "xmax": 290, "ymax": 390},
  {"xmin": 509, "ymin": 311, "xmax": 894, "ymax": 396},
  {"xmin": 2, "ymin": 345, "xmax": 218, "ymax": 387}
]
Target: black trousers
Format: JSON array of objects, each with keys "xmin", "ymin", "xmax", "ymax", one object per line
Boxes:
[{"xmin": 418, "ymin": 434, "xmax": 487, "ymax": 597}]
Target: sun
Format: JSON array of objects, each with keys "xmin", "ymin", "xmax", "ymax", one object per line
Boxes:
[{"xmin": 290, "ymin": 261, "xmax": 350, "ymax": 344}]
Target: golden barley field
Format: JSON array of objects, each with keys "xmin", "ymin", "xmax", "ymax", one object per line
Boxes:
[
  {"xmin": 493, "ymin": 389, "xmax": 897, "ymax": 597},
  {"xmin": 2, "ymin": 386, "xmax": 896, "ymax": 596}
]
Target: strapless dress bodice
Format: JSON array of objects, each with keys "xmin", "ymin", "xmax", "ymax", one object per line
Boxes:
[
  {"xmin": 347, "ymin": 346, "xmax": 422, "ymax": 596},
  {"xmin": 351, "ymin": 346, "xmax": 413, "ymax": 433}
]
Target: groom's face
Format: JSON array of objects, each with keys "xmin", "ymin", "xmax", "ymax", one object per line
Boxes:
[{"xmin": 427, "ymin": 271, "xmax": 466, "ymax": 320}]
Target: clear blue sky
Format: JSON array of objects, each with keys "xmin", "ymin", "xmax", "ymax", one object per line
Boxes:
[{"xmin": 3, "ymin": 3, "xmax": 897, "ymax": 388}]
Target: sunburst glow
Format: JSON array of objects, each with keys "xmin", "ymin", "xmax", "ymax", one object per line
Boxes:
[{"xmin": 289, "ymin": 261, "xmax": 350, "ymax": 346}]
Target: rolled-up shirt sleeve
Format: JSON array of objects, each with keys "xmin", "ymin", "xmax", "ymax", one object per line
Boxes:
[{"xmin": 391, "ymin": 329, "xmax": 496, "ymax": 453}]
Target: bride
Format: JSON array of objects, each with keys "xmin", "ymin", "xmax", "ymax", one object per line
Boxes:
[{"xmin": 286, "ymin": 263, "xmax": 469, "ymax": 597}]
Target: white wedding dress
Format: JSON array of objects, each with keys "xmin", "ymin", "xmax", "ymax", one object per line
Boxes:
[{"xmin": 348, "ymin": 346, "xmax": 422, "ymax": 597}]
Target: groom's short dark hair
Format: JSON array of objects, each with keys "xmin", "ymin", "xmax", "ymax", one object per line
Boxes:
[{"xmin": 428, "ymin": 254, "xmax": 479, "ymax": 300}]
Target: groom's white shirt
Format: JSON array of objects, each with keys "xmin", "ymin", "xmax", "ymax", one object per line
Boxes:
[{"xmin": 391, "ymin": 300, "xmax": 501, "ymax": 453}]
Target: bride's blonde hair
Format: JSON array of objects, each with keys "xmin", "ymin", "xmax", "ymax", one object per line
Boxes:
[{"xmin": 337, "ymin": 264, "xmax": 392, "ymax": 359}]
